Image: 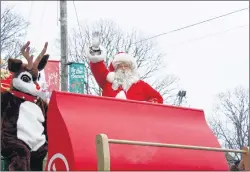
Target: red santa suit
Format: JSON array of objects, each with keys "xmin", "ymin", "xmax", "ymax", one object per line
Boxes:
[{"xmin": 86, "ymin": 49, "xmax": 163, "ymax": 103}]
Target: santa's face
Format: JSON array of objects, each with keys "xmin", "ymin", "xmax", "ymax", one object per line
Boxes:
[
  {"xmin": 116, "ymin": 63, "xmax": 131, "ymax": 73},
  {"xmin": 112, "ymin": 63, "xmax": 139, "ymax": 91}
]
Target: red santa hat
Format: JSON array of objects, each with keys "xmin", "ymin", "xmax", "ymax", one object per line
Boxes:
[
  {"xmin": 108, "ymin": 52, "xmax": 137, "ymax": 71},
  {"xmin": 106, "ymin": 52, "xmax": 138, "ymax": 83}
]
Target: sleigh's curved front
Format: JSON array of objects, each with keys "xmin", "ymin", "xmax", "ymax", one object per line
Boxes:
[{"xmin": 45, "ymin": 91, "xmax": 229, "ymax": 171}]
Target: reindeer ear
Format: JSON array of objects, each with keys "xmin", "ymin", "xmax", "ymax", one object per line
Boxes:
[
  {"xmin": 38, "ymin": 54, "xmax": 49, "ymax": 71},
  {"xmin": 8, "ymin": 58, "xmax": 23, "ymax": 72}
]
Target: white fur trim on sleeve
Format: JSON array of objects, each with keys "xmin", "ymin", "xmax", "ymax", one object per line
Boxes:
[
  {"xmin": 106, "ymin": 72, "xmax": 115, "ymax": 83},
  {"xmin": 84, "ymin": 45, "xmax": 106, "ymax": 63}
]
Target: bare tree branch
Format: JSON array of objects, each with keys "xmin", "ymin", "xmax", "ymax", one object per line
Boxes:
[
  {"xmin": 0, "ymin": 4, "xmax": 35, "ymax": 68},
  {"xmin": 65, "ymin": 19, "xmax": 179, "ymax": 103},
  {"xmin": 208, "ymin": 86, "xmax": 249, "ymax": 161},
  {"xmin": 1, "ymin": 5, "xmax": 30, "ymax": 60}
]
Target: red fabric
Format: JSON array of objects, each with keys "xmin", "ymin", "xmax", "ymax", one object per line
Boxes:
[
  {"xmin": 45, "ymin": 91, "xmax": 229, "ymax": 170},
  {"xmin": 90, "ymin": 61, "xmax": 109, "ymax": 89},
  {"xmin": 10, "ymin": 90, "xmax": 38, "ymax": 103},
  {"xmin": 90, "ymin": 61, "xmax": 163, "ymax": 103},
  {"xmin": 108, "ymin": 63, "xmax": 115, "ymax": 71},
  {"xmin": 1, "ymin": 73, "xmax": 12, "ymax": 92},
  {"xmin": 44, "ymin": 60, "xmax": 60, "ymax": 92}
]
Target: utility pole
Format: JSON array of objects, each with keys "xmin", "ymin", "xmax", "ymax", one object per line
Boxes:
[{"xmin": 60, "ymin": 0, "xmax": 68, "ymax": 91}]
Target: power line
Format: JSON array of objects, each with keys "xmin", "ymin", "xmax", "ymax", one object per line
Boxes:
[
  {"xmin": 57, "ymin": 0, "xmax": 59, "ymax": 26},
  {"xmin": 72, "ymin": 0, "xmax": 85, "ymax": 47},
  {"xmin": 27, "ymin": 1, "xmax": 34, "ymax": 23},
  {"xmin": 52, "ymin": 23, "xmax": 248, "ymax": 58},
  {"xmin": 71, "ymin": 2, "xmax": 91, "ymax": 58},
  {"xmin": 132, "ymin": 7, "xmax": 249, "ymax": 45},
  {"xmin": 24, "ymin": 1, "xmax": 34, "ymax": 40},
  {"xmin": 72, "ymin": 0, "xmax": 90, "ymax": 94},
  {"xmin": 35, "ymin": 2, "xmax": 47, "ymax": 42},
  {"xmin": 166, "ymin": 24, "xmax": 249, "ymax": 52},
  {"xmin": 68, "ymin": 4, "xmax": 248, "ymax": 56}
]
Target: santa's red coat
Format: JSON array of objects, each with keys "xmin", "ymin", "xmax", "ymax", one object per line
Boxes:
[{"xmin": 90, "ymin": 61, "xmax": 163, "ymax": 103}]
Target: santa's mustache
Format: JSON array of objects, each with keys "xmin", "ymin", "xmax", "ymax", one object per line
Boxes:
[
  {"xmin": 115, "ymin": 69, "xmax": 132, "ymax": 80},
  {"xmin": 112, "ymin": 69, "xmax": 139, "ymax": 91}
]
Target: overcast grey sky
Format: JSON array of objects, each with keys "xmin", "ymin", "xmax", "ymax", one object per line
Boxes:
[{"xmin": 2, "ymin": 1, "xmax": 249, "ymax": 119}]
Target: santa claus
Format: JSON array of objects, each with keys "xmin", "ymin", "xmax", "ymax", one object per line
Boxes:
[{"xmin": 85, "ymin": 32, "xmax": 163, "ymax": 103}]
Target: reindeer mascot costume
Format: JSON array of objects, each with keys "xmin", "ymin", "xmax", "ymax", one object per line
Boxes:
[{"xmin": 1, "ymin": 41, "xmax": 49, "ymax": 171}]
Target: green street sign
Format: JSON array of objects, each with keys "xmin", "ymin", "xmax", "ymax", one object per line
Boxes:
[{"xmin": 68, "ymin": 63, "xmax": 85, "ymax": 94}]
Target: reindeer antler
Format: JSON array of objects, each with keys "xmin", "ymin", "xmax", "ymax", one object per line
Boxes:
[
  {"xmin": 21, "ymin": 41, "xmax": 33, "ymax": 70},
  {"xmin": 33, "ymin": 42, "xmax": 48, "ymax": 68}
]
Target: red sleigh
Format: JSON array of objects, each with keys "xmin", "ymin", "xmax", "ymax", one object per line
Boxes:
[{"xmin": 44, "ymin": 90, "xmax": 249, "ymax": 171}]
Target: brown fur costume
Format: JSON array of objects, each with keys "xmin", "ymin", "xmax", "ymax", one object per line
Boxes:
[
  {"xmin": 1, "ymin": 41, "xmax": 49, "ymax": 171},
  {"xmin": 1, "ymin": 94, "xmax": 48, "ymax": 171}
]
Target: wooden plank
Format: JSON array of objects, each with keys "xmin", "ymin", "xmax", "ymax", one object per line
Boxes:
[
  {"xmin": 96, "ymin": 134, "xmax": 110, "ymax": 171},
  {"xmin": 241, "ymin": 146, "xmax": 249, "ymax": 171},
  {"xmin": 108, "ymin": 139, "xmax": 247, "ymax": 153}
]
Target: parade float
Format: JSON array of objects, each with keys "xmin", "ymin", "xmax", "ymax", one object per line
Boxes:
[
  {"xmin": 1, "ymin": 59, "xmax": 249, "ymax": 171},
  {"xmin": 44, "ymin": 91, "xmax": 249, "ymax": 171}
]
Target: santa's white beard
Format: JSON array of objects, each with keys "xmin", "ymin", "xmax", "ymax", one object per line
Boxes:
[{"xmin": 112, "ymin": 69, "xmax": 139, "ymax": 91}]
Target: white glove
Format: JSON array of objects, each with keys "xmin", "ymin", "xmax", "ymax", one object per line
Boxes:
[
  {"xmin": 91, "ymin": 31, "xmax": 101, "ymax": 50},
  {"xmin": 84, "ymin": 31, "xmax": 106, "ymax": 63},
  {"xmin": 84, "ymin": 44, "xmax": 106, "ymax": 63}
]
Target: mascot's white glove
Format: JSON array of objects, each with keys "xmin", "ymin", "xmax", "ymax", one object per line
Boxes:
[
  {"xmin": 84, "ymin": 31, "xmax": 106, "ymax": 63},
  {"xmin": 36, "ymin": 70, "xmax": 51, "ymax": 104}
]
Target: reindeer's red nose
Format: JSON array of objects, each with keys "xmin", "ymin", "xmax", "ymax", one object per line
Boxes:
[{"xmin": 36, "ymin": 83, "xmax": 40, "ymax": 90}]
